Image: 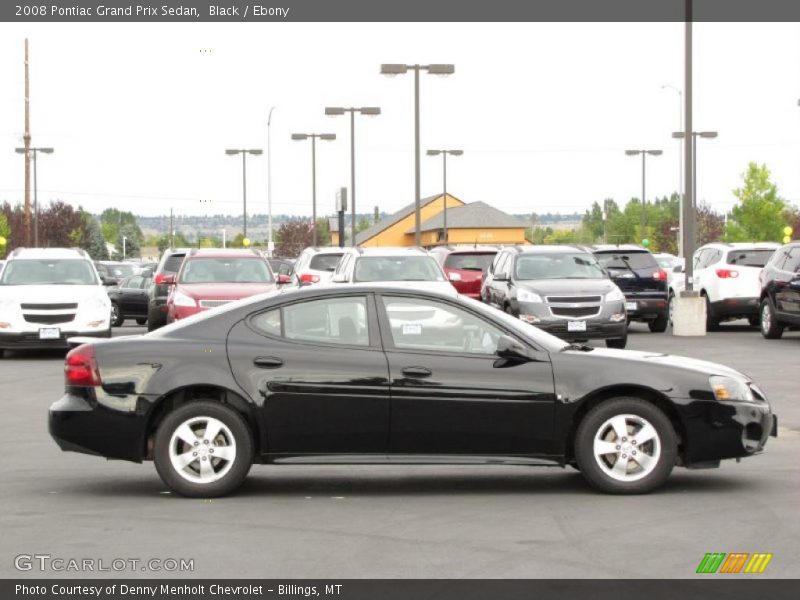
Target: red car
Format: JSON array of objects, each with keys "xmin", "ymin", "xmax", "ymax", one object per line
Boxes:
[
  {"xmin": 164, "ymin": 248, "xmax": 289, "ymax": 323},
  {"xmin": 430, "ymin": 246, "xmax": 498, "ymax": 299}
]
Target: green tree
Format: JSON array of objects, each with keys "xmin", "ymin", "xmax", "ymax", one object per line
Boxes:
[
  {"xmin": 0, "ymin": 213, "xmax": 10, "ymax": 257},
  {"xmin": 100, "ymin": 208, "xmax": 143, "ymax": 246},
  {"xmin": 724, "ymin": 163, "xmax": 786, "ymax": 242}
]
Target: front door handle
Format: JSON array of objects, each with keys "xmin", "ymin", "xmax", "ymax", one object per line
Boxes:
[
  {"xmin": 253, "ymin": 356, "xmax": 284, "ymax": 369},
  {"xmin": 402, "ymin": 366, "xmax": 432, "ymax": 378}
]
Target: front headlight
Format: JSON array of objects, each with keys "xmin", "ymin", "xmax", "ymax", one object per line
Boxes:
[
  {"xmin": 516, "ymin": 289, "xmax": 543, "ymax": 303},
  {"xmin": 605, "ymin": 287, "xmax": 625, "ymax": 302},
  {"xmin": 173, "ymin": 291, "xmax": 197, "ymax": 307},
  {"xmin": 709, "ymin": 375, "xmax": 755, "ymax": 402}
]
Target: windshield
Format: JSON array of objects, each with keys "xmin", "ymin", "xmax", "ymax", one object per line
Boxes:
[
  {"xmin": 726, "ymin": 249, "xmax": 775, "ymax": 267},
  {"xmin": 354, "ymin": 256, "xmax": 445, "ymax": 282},
  {"xmin": 179, "ymin": 258, "xmax": 274, "ymax": 284},
  {"xmin": 515, "ymin": 253, "xmax": 606, "ymax": 280},
  {"xmin": 104, "ymin": 263, "xmax": 135, "ymax": 278},
  {"xmin": 0, "ymin": 259, "xmax": 99, "ymax": 286},
  {"xmin": 594, "ymin": 252, "xmax": 657, "ymax": 270},
  {"xmin": 444, "ymin": 253, "xmax": 496, "ymax": 272},
  {"xmin": 309, "ymin": 253, "xmax": 343, "ymax": 272}
]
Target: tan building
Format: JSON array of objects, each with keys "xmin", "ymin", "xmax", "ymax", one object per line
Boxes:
[{"xmin": 353, "ymin": 194, "xmax": 527, "ymax": 248}]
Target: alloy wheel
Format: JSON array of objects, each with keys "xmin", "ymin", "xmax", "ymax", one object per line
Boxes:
[
  {"xmin": 592, "ymin": 414, "xmax": 661, "ymax": 482},
  {"xmin": 168, "ymin": 416, "xmax": 237, "ymax": 484},
  {"xmin": 761, "ymin": 302, "xmax": 771, "ymax": 335}
]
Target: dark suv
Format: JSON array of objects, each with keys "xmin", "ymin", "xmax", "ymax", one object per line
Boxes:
[
  {"xmin": 592, "ymin": 245, "xmax": 669, "ymax": 333},
  {"xmin": 146, "ymin": 248, "xmax": 190, "ymax": 331},
  {"xmin": 481, "ymin": 245, "xmax": 628, "ymax": 348},
  {"xmin": 759, "ymin": 241, "xmax": 800, "ymax": 339}
]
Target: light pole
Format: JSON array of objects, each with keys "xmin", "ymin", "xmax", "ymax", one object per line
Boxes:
[
  {"xmin": 426, "ymin": 149, "xmax": 463, "ymax": 244},
  {"xmin": 122, "ymin": 235, "xmax": 128, "ymax": 261},
  {"xmin": 624, "ymin": 149, "xmax": 663, "ymax": 239},
  {"xmin": 291, "ymin": 133, "xmax": 336, "ymax": 246},
  {"xmin": 225, "ymin": 148, "xmax": 263, "ymax": 239},
  {"xmin": 662, "ymin": 84, "xmax": 685, "ymax": 256},
  {"xmin": 672, "ymin": 131, "xmax": 717, "ymax": 218},
  {"xmin": 380, "ymin": 63, "xmax": 455, "ymax": 246},
  {"xmin": 267, "ymin": 107, "xmax": 275, "ymax": 256},
  {"xmin": 15, "ymin": 146, "xmax": 53, "ymax": 247},
  {"xmin": 325, "ymin": 106, "xmax": 381, "ymax": 246}
]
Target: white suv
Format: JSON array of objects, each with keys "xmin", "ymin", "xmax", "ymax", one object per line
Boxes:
[
  {"xmin": 669, "ymin": 242, "xmax": 778, "ymax": 330},
  {"xmin": 293, "ymin": 247, "xmax": 345, "ymax": 286},
  {"xmin": 0, "ymin": 248, "xmax": 111, "ymax": 354},
  {"xmin": 331, "ymin": 247, "xmax": 457, "ymax": 295}
]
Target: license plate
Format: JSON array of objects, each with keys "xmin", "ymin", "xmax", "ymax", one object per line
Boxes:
[
  {"xmin": 567, "ymin": 320, "xmax": 587, "ymax": 332},
  {"xmin": 625, "ymin": 302, "xmax": 637, "ymax": 311},
  {"xmin": 39, "ymin": 327, "xmax": 61, "ymax": 340}
]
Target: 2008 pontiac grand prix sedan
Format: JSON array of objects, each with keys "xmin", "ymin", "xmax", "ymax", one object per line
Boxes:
[{"xmin": 49, "ymin": 284, "xmax": 777, "ymax": 497}]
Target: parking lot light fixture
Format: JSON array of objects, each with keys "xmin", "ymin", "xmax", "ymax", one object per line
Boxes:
[
  {"xmin": 625, "ymin": 149, "xmax": 663, "ymax": 237},
  {"xmin": 291, "ymin": 133, "xmax": 337, "ymax": 246},
  {"xmin": 324, "ymin": 106, "xmax": 382, "ymax": 245},
  {"xmin": 426, "ymin": 149, "xmax": 463, "ymax": 244},
  {"xmin": 225, "ymin": 148, "xmax": 263, "ymax": 237},
  {"xmin": 381, "ymin": 62, "xmax": 455, "ymax": 245}
]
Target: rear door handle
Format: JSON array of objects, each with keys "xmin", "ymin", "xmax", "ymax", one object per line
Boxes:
[
  {"xmin": 253, "ymin": 356, "xmax": 284, "ymax": 369},
  {"xmin": 402, "ymin": 366, "xmax": 431, "ymax": 378}
]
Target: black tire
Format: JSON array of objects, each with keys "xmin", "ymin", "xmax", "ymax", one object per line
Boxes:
[
  {"xmin": 760, "ymin": 297, "xmax": 784, "ymax": 340},
  {"xmin": 154, "ymin": 401, "xmax": 253, "ymax": 498},
  {"xmin": 667, "ymin": 292, "xmax": 675, "ymax": 327},
  {"xmin": 704, "ymin": 295, "xmax": 720, "ymax": 331},
  {"xmin": 110, "ymin": 302, "xmax": 124, "ymax": 327},
  {"xmin": 605, "ymin": 335, "xmax": 627, "ymax": 349},
  {"xmin": 575, "ymin": 397, "xmax": 677, "ymax": 494},
  {"xmin": 136, "ymin": 318, "xmax": 147, "ymax": 326},
  {"xmin": 648, "ymin": 314, "xmax": 668, "ymax": 333},
  {"xmin": 747, "ymin": 315, "xmax": 759, "ymax": 328}
]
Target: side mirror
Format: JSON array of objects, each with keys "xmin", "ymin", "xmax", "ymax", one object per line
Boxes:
[
  {"xmin": 161, "ymin": 274, "xmax": 176, "ymax": 285},
  {"xmin": 277, "ymin": 274, "xmax": 292, "ymax": 285},
  {"xmin": 448, "ymin": 272, "xmax": 462, "ymax": 282},
  {"xmin": 331, "ymin": 273, "xmax": 348, "ymax": 284},
  {"xmin": 495, "ymin": 335, "xmax": 530, "ymax": 362}
]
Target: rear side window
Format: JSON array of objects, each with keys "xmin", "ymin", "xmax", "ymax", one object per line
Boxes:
[
  {"xmin": 309, "ymin": 253, "xmax": 343, "ymax": 272},
  {"xmin": 781, "ymin": 247, "xmax": 800, "ymax": 272},
  {"xmin": 726, "ymin": 249, "xmax": 775, "ymax": 268},
  {"xmin": 163, "ymin": 254, "xmax": 186, "ymax": 274},
  {"xmin": 444, "ymin": 253, "xmax": 496, "ymax": 272},
  {"xmin": 594, "ymin": 252, "xmax": 657, "ymax": 270},
  {"xmin": 252, "ymin": 297, "xmax": 369, "ymax": 346}
]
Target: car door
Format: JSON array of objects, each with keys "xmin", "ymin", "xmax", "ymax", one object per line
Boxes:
[
  {"xmin": 226, "ymin": 293, "xmax": 391, "ymax": 455},
  {"xmin": 377, "ymin": 294, "xmax": 557, "ymax": 457},
  {"xmin": 118, "ymin": 275, "xmax": 143, "ymax": 314},
  {"xmin": 485, "ymin": 252, "xmax": 511, "ymax": 307},
  {"xmin": 775, "ymin": 247, "xmax": 800, "ymax": 321},
  {"xmin": 132, "ymin": 275, "xmax": 152, "ymax": 316}
]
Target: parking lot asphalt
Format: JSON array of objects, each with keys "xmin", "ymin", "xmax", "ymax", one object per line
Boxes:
[{"xmin": 1, "ymin": 321, "xmax": 798, "ymax": 579}]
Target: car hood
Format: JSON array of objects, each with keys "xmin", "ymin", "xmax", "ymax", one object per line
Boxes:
[
  {"xmin": 176, "ymin": 282, "xmax": 278, "ymax": 300},
  {"xmin": 517, "ymin": 279, "xmax": 615, "ymax": 296},
  {"xmin": 0, "ymin": 284, "xmax": 106, "ymax": 303}
]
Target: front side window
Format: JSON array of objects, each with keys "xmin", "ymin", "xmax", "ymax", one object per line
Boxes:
[
  {"xmin": 252, "ymin": 296, "xmax": 370, "ymax": 346},
  {"xmin": 381, "ymin": 296, "xmax": 503, "ymax": 355},
  {"xmin": 515, "ymin": 253, "xmax": 606, "ymax": 280},
  {"xmin": 354, "ymin": 256, "xmax": 445, "ymax": 282},
  {"xmin": 179, "ymin": 258, "xmax": 274, "ymax": 284},
  {"xmin": 0, "ymin": 259, "xmax": 98, "ymax": 286},
  {"xmin": 125, "ymin": 275, "xmax": 144, "ymax": 289}
]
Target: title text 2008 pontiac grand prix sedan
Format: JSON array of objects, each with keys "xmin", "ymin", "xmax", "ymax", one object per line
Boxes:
[{"xmin": 49, "ymin": 285, "xmax": 777, "ymax": 497}]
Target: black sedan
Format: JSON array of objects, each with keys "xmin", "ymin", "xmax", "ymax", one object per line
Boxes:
[
  {"xmin": 50, "ymin": 285, "xmax": 776, "ymax": 497},
  {"xmin": 107, "ymin": 272, "xmax": 152, "ymax": 326}
]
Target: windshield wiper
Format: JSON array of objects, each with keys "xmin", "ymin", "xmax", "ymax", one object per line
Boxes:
[{"xmin": 614, "ymin": 256, "xmax": 641, "ymax": 279}]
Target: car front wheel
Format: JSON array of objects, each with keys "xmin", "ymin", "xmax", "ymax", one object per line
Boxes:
[
  {"xmin": 760, "ymin": 298, "xmax": 784, "ymax": 339},
  {"xmin": 575, "ymin": 397, "xmax": 676, "ymax": 494},
  {"xmin": 110, "ymin": 303, "xmax": 124, "ymax": 327},
  {"xmin": 154, "ymin": 401, "xmax": 253, "ymax": 497}
]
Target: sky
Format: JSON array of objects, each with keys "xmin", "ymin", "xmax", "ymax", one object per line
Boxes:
[{"xmin": 1, "ymin": 21, "xmax": 799, "ymax": 222}]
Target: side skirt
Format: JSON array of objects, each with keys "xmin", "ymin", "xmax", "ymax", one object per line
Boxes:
[{"xmin": 268, "ymin": 454, "xmax": 562, "ymax": 467}]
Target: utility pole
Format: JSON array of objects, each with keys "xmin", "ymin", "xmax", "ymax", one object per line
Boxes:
[
  {"xmin": 169, "ymin": 207, "xmax": 174, "ymax": 247},
  {"xmin": 23, "ymin": 39, "xmax": 32, "ymax": 247}
]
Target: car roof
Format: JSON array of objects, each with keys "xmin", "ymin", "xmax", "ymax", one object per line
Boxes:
[
  {"xmin": 184, "ymin": 248, "xmax": 264, "ymax": 259},
  {"xmin": 591, "ymin": 244, "xmax": 649, "ymax": 253},
  {"xmin": 9, "ymin": 247, "xmax": 90, "ymax": 260},
  {"xmin": 513, "ymin": 245, "xmax": 590, "ymax": 254},
  {"xmin": 700, "ymin": 242, "xmax": 779, "ymax": 250},
  {"xmin": 346, "ymin": 246, "xmax": 432, "ymax": 257},
  {"xmin": 429, "ymin": 245, "xmax": 499, "ymax": 254},
  {"xmin": 300, "ymin": 247, "xmax": 346, "ymax": 255}
]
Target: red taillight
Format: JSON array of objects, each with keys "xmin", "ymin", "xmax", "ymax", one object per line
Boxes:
[
  {"xmin": 65, "ymin": 344, "xmax": 102, "ymax": 387},
  {"xmin": 716, "ymin": 268, "xmax": 739, "ymax": 279},
  {"xmin": 653, "ymin": 269, "xmax": 668, "ymax": 281},
  {"xmin": 299, "ymin": 273, "xmax": 320, "ymax": 284}
]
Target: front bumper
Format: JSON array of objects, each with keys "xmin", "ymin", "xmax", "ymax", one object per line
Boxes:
[
  {"xmin": 533, "ymin": 319, "xmax": 627, "ymax": 341},
  {"xmin": 710, "ymin": 297, "xmax": 759, "ymax": 318},
  {"xmin": 678, "ymin": 397, "xmax": 775, "ymax": 465},
  {"xmin": 514, "ymin": 299, "xmax": 627, "ymax": 341},
  {"xmin": 0, "ymin": 328, "xmax": 111, "ymax": 350}
]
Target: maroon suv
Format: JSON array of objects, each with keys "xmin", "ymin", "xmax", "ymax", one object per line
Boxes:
[{"xmin": 430, "ymin": 246, "xmax": 498, "ymax": 299}]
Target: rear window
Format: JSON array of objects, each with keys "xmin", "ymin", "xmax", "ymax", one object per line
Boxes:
[
  {"xmin": 309, "ymin": 253, "xmax": 343, "ymax": 272},
  {"xmin": 726, "ymin": 249, "xmax": 774, "ymax": 268},
  {"xmin": 354, "ymin": 256, "xmax": 445, "ymax": 282},
  {"xmin": 444, "ymin": 253, "xmax": 496, "ymax": 272},
  {"xmin": 595, "ymin": 251, "xmax": 658, "ymax": 271},
  {"xmin": 162, "ymin": 254, "xmax": 186, "ymax": 274}
]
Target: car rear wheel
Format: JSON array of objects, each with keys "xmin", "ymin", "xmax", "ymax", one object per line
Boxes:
[
  {"xmin": 110, "ymin": 303, "xmax": 124, "ymax": 327},
  {"xmin": 704, "ymin": 295, "xmax": 720, "ymax": 331},
  {"xmin": 605, "ymin": 335, "xmax": 627, "ymax": 349},
  {"xmin": 667, "ymin": 292, "xmax": 675, "ymax": 326},
  {"xmin": 760, "ymin": 298, "xmax": 784, "ymax": 339},
  {"xmin": 136, "ymin": 318, "xmax": 147, "ymax": 325},
  {"xmin": 154, "ymin": 401, "xmax": 253, "ymax": 498},
  {"xmin": 648, "ymin": 314, "xmax": 668, "ymax": 333},
  {"xmin": 575, "ymin": 397, "xmax": 676, "ymax": 494}
]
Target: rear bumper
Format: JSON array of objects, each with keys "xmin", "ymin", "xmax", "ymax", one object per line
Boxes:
[
  {"xmin": 710, "ymin": 297, "xmax": 759, "ymax": 318},
  {"xmin": 0, "ymin": 328, "xmax": 111, "ymax": 350},
  {"xmin": 624, "ymin": 296, "xmax": 668, "ymax": 321}
]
